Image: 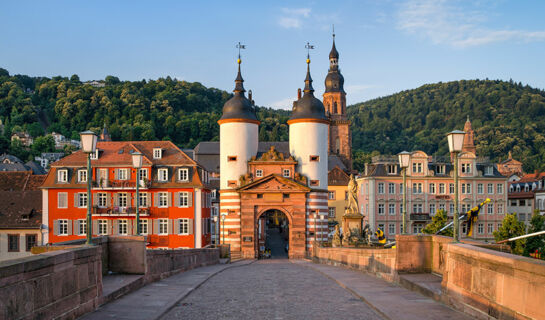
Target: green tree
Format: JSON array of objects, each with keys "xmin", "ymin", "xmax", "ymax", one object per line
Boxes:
[
  {"xmin": 422, "ymin": 209, "xmax": 453, "ymax": 237},
  {"xmin": 494, "ymin": 213, "xmax": 526, "ymax": 255},
  {"xmin": 523, "ymin": 211, "xmax": 545, "ymax": 257},
  {"xmin": 31, "ymin": 135, "xmax": 55, "ymax": 154}
]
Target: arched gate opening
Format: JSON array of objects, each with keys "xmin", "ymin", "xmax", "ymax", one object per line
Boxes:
[{"xmin": 256, "ymin": 209, "xmax": 289, "ymax": 259}]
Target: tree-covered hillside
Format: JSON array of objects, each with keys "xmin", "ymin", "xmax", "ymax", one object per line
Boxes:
[{"xmin": 349, "ymin": 80, "xmax": 545, "ymax": 172}]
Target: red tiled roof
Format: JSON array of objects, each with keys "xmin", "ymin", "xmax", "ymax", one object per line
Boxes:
[
  {"xmin": 0, "ymin": 190, "xmax": 42, "ymax": 229},
  {"xmin": 516, "ymin": 172, "xmax": 545, "ymax": 183},
  {"xmin": 0, "ymin": 171, "xmax": 45, "ymax": 191}
]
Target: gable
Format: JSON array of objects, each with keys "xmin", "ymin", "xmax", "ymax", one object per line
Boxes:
[{"xmin": 238, "ymin": 174, "xmax": 310, "ymax": 193}]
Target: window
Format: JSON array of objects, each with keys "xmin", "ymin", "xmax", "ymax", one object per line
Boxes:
[
  {"xmin": 118, "ymin": 219, "xmax": 128, "ymax": 235},
  {"xmin": 227, "ymin": 156, "xmax": 237, "ymax": 162},
  {"xmin": 158, "ymin": 168, "xmax": 168, "ymax": 182},
  {"xmin": 487, "ymin": 223, "xmax": 493, "ymax": 233},
  {"xmin": 399, "ymin": 204, "xmax": 403, "ymax": 214},
  {"xmin": 497, "ymin": 203, "xmax": 503, "ymax": 214},
  {"xmin": 439, "ymin": 183, "xmax": 445, "ymax": 194},
  {"xmin": 159, "ymin": 192, "xmax": 168, "ymax": 207},
  {"xmin": 256, "ymin": 169, "xmax": 263, "ymax": 178},
  {"xmin": 387, "ymin": 165, "xmax": 397, "ymax": 174},
  {"xmin": 78, "ymin": 219, "xmax": 86, "ymax": 235},
  {"xmin": 98, "ymin": 220, "xmax": 108, "ymax": 235},
  {"xmin": 78, "ymin": 170, "xmax": 87, "ymax": 183},
  {"xmin": 497, "ymin": 184, "xmax": 503, "ymax": 194},
  {"xmin": 179, "ymin": 192, "xmax": 189, "ymax": 207},
  {"xmin": 58, "ymin": 169, "xmax": 68, "ymax": 183},
  {"xmin": 412, "ymin": 203, "xmax": 423, "ymax": 213},
  {"xmin": 309, "ymin": 155, "xmax": 320, "ymax": 162},
  {"xmin": 487, "ymin": 203, "xmax": 494, "ymax": 215},
  {"xmin": 378, "ymin": 223, "xmax": 385, "ymax": 232},
  {"xmin": 462, "ymin": 224, "xmax": 467, "ymax": 234},
  {"xmin": 138, "ymin": 168, "xmax": 148, "ymax": 181},
  {"xmin": 478, "ymin": 184, "xmax": 483, "ymax": 194},
  {"xmin": 140, "ymin": 219, "xmax": 148, "ymax": 235},
  {"xmin": 78, "ymin": 193, "xmax": 88, "ymax": 208},
  {"xmin": 117, "ymin": 169, "xmax": 128, "ymax": 180},
  {"xmin": 310, "ymin": 180, "xmax": 319, "ymax": 187},
  {"xmin": 328, "ymin": 207, "xmax": 336, "ymax": 218},
  {"xmin": 282, "ymin": 169, "xmax": 290, "ymax": 178},
  {"xmin": 412, "ymin": 183, "xmax": 423, "ymax": 194},
  {"xmin": 412, "ymin": 162, "xmax": 423, "ymax": 173},
  {"xmin": 58, "ymin": 192, "xmax": 68, "ymax": 208},
  {"xmin": 449, "ymin": 203, "xmax": 454, "ymax": 214},
  {"xmin": 485, "ymin": 166, "xmax": 493, "ymax": 175},
  {"xmin": 178, "ymin": 168, "xmax": 189, "ymax": 181},
  {"xmin": 378, "ymin": 183, "xmax": 384, "ymax": 194},
  {"xmin": 461, "ymin": 163, "xmax": 471, "ymax": 173},
  {"xmin": 519, "ymin": 213, "xmax": 526, "ymax": 221},
  {"xmin": 98, "ymin": 193, "xmax": 107, "ymax": 208},
  {"xmin": 478, "ymin": 223, "xmax": 484, "ymax": 234},
  {"xmin": 399, "ymin": 183, "xmax": 404, "ymax": 194},
  {"xmin": 138, "ymin": 193, "xmax": 148, "ymax": 207},
  {"xmin": 228, "ymin": 180, "xmax": 237, "ymax": 187},
  {"xmin": 118, "ymin": 193, "xmax": 128, "ymax": 208},
  {"xmin": 413, "ymin": 224, "xmax": 424, "ymax": 234},
  {"xmin": 524, "ymin": 184, "xmax": 529, "ymax": 192},
  {"xmin": 439, "ymin": 203, "xmax": 445, "ymax": 212},
  {"xmin": 378, "ymin": 204, "xmax": 385, "ymax": 215},
  {"xmin": 25, "ymin": 234, "xmax": 36, "ymax": 252},
  {"xmin": 179, "ymin": 219, "xmax": 189, "ymax": 235},
  {"xmin": 90, "ymin": 150, "xmax": 99, "ymax": 160},
  {"xmin": 498, "ymin": 223, "xmax": 502, "ymax": 231},
  {"xmin": 487, "ymin": 183, "xmax": 494, "ymax": 194},
  {"xmin": 59, "ymin": 220, "xmax": 68, "ymax": 235},
  {"xmin": 159, "ymin": 219, "xmax": 168, "ymax": 235},
  {"xmin": 8, "ymin": 234, "xmax": 19, "ymax": 252},
  {"xmin": 462, "ymin": 204, "xmax": 470, "ymax": 214},
  {"xmin": 153, "ymin": 148, "xmax": 162, "ymax": 159},
  {"xmin": 436, "ymin": 165, "xmax": 446, "ymax": 174},
  {"xmin": 510, "ymin": 200, "xmax": 517, "ymax": 206},
  {"xmin": 328, "ymin": 191, "xmax": 335, "ymax": 200},
  {"xmin": 462, "ymin": 183, "xmax": 471, "ymax": 194},
  {"xmin": 449, "ymin": 183, "xmax": 455, "ymax": 194},
  {"xmin": 388, "ymin": 223, "xmax": 396, "ymax": 235},
  {"xmin": 388, "ymin": 203, "xmax": 396, "ymax": 215},
  {"xmin": 430, "ymin": 203, "xmax": 436, "ymax": 215},
  {"xmin": 388, "ymin": 183, "xmax": 395, "ymax": 194},
  {"xmin": 429, "ymin": 183, "xmax": 435, "ymax": 194}
]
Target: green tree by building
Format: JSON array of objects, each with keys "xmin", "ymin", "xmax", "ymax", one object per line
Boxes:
[
  {"xmin": 494, "ymin": 213, "xmax": 527, "ymax": 255},
  {"xmin": 422, "ymin": 210, "xmax": 453, "ymax": 237},
  {"xmin": 523, "ymin": 211, "xmax": 545, "ymax": 258}
]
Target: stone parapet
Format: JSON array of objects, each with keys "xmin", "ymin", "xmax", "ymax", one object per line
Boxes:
[{"xmin": 145, "ymin": 247, "xmax": 220, "ymax": 282}]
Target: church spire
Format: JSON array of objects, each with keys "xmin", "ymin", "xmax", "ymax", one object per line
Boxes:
[
  {"xmin": 462, "ymin": 116, "xmax": 476, "ymax": 154},
  {"xmin": 304, "ymin": 42, "xmax": 315, "ymax": 93},
  {"xmin": 234, "ymin": 42, "xmax": 246, "ymax": 93}
]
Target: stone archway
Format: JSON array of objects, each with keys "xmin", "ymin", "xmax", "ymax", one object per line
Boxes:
[{"xmin": 256, "ymin": 208, "xmax": 290, "ymax": 259}]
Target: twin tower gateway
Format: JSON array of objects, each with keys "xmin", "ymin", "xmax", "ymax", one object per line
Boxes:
[{"xmin": 218, "ymin": 37, "xmax": 352, "ymax": 259}]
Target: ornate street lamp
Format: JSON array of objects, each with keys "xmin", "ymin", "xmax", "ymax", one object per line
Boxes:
[
  {"xmin": 213, "ymin": 216, "xmax": 219, "ymax": 245},
  {"xmin": 447, "ymin": 130, "xmax": 465, "ymax": 242},
  {"xmin": 132, "ymin": 152, "xmax": 143, "ymax": 235},
  {"xmin": 80, "ymin": 130, "xmax": 97, "ymax": 245},
  {"xmin": 221, "ymin": 212, "xmax": 227, "ymax": 244},
  {"xmin": 398, "ymin": 151, "xmax": 411, "ymax": 234}
]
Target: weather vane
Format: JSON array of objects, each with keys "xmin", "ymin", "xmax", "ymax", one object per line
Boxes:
[
  {"xmin": 236, "ymin": 42, "xmax": 246, "ymax": 64},
  {"xmin": 332, "ymin": 24, "xmax": 335, "ymax": 38},
  {"xmin": 305, "ymin": 42, "xmax": 315, "ymax": 63}
]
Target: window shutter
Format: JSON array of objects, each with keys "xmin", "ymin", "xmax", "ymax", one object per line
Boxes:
[
  {"xmin": 154, "ymin": 193, "xmax": 159, "ymax": 207},
  {"xmin": 93, "ymin": 193, "xmax": 98, "ymax": 206},
  {"xmin": 106, "ymin": 194, "xmax": 111, "ymax": 207},
  {"xmin": 107, "ymin": 220, "xmax": 112, "ymax": 235},
  {"xmin": 74, "ymin": 193, "xmax": 79, "ymax": 208},
  {"xmin": 74, "ymin": 220, "xmax": 80, "ymax": 235},
  {"xmin": 175, "ymin": 219, "xmax": 180, "ymax": 234},
  {"xmin": 188, "ymin": 167, "xmax": 193, "ymax": 182},
  {"xmin": 93, "ymin": 220, "xmax": 99, "ymax": 235},
  {"xmin": 114, "ymin": 193, "xmax": 119, "ymax": 206},
  {"xmin": 113, "ymin": 220, "xmax": 119, "ymax": 235},
  {"xmin": 127, "ymin": 168, "xmax": 131, "ymax": 180},
  {"xmin": 167, "ymin": 167, "xmax": 172, "ymax": 181},
  {"xmin": 114, "ymin": 169, "xmax": 119, "ymax": 180},
  {"xmin": 154, "ymin": 219, "xmax": 159, "ymax": 235},
  {"xmin": 188, "ymin": 219, "xmax": 194, "ymax": 234},
  {"xmin": 67, "ymin": 220, "xmax": 73, "ymax": 235},
  {"xmin": 167, "ymin": 192, "xmax": 172, "ymax": 207},
  {"xmin": 146, "ymin": 193, "xmax": 151, "ymax": 207},
  {"xmin": 128, "ymin": 220, "xmax": 133, "ymax": 235},
  {"xmin": 168, "ymin": 219, "xmax": 173, "ymax": 235},
  {"xmin": 53, "ymin": 220, "xmax": 59, "ymax": 235},
  {"xmin": 188, "ymin": 192, "xmax": 193, "ymax": 207},
  {"xmin": 128, "ymin": 193, "xmax": 133, "ymax": 207},
  {"xmin": 174, "ymin": 192, "xmax": 180, "ymax": 207}
]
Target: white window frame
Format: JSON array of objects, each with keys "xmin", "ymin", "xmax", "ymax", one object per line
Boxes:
[
  {"xmin": 282, "ymin": 169, "xmax": 290, "ymax": 178},
  {"xmin": 98, "ymin": 193, "xmax": 107, "ymax": 208},
  {"xmin": 430, "ymin": 203, "xmax": 436, "ymax": 215},
  {"xmin": 98, "ymin": 219, "xmax": 108, "ymax": 235},
  {"xmin": 378, "ymin": 183, "xmax": 384, "ymax": 194},
  {"xmin": 153, "ymin": 148, "xmax": 162, "ymax": 159},
  {"xmin": 497, "ymin": 184, "xmax": 503, "ymax": 194},
  {"xmin": 78, "ymin": 170, "xmax": 87, "ymax": 183},
  {"xmin": 388, "ymin": 223, "xmax": 395, "ymax": 235},
  {"xmin": 139, "ymin": 192, "xmax": 148, "ymax": 207},
  {"xmin": 388, "ymin": 203, "xmax": 396, "ymax": 215},
  {"xmin": 138, "ymin": 168, "xmax": 148, "ymax": 181},
  {"xmin": 78, "ymin": 219, "xmax": 86, "ymax": 235},
  {"xmin": 436, "ymin": 165, "xmax": 445, "ymax": 174},
  {"xmin": 118, "ymin": 219, "xmax": 128, "ymax": 235},
  {"xmin": 412, "ymin": 203, "xmax": 423, "ymax": 213},
  {"xmin": 485, "ymin": 166, "xmax": 493, "ymax": 175},
  {"xmin": 478, "ymin": 183, "xmax": 483, "ymax": 194},
  {"xmin": 412, "ymin": 162, "xmax": 423, "ymax": 173},
  {"xmin": 118, "ymin": 193, "xmax": 128, "ymax": 208},
  {"xmin": 488, "ymin": 203, "xmax": 494, "ymax": 215},
  {"xmin": 449, "ymin": 183, "xmax": 455, "ymax": 194},
  {"xmin": 158, "ymin": 168, "xmax": 168, "ymax": 182},
  {"xmin": 179, "ymin": 192, "xmax": 189, "ymax": 207},
  {"xmin": 159, "ymin": 219, "xmax": 169, "ymax": 235},
  {"xmin": 439, "ymin": 183, "xmax": 445, "ymax": 194},
  {"xmin": 388, "ymin": 183, "xmax": 395, "ymax": 194},
  {"xmin": 256, "ymin": 169, "xmax": 263, "ymax": 178},
  {"xmin": 497, "ymin": 203, "xmax": 503, "ymax": 215},
  {"xmin": 118, "ymin": 169, "xmax": 128, "ymax": 180},
  {"xmin": 328, "ymin": 207, "xmax": 335, "ymax": 218},
  {"xmin": 478, "ymin": 223, "xmax": 484, "ymax": 234},
  {"xmin": 487, "ymin": 223, "xmax": 493, "ymax": 233},
  {"xmin": 58, "ymin": 169, "xmax": 68, "ymax": 183},
  {"xmin": 78, "ymin": 193, "xmax": 88, "ymax": 208},
  {"xmin": 178, "ymin": 168, "xmax": 189, "ymax": 182},
  {"xmin": 140, "ymin": 219, "xmax": 148, "ymax": 235},
  {"xmin": 378, "ymin": 204, "xmax": 385, "ymax": 215},
  {"xmin": 429, "ymin": 183, "xmax": 435, "ymax": 194},
  {"xmin": 59, "ymin": 219, "xmax": 68, "ymax": 235},
  {"xmin": 328, "ymin": 191, "xmax": 335, "ymax": 200},
  {"xmin": 461, "ymin": 163, "xmax": 472, "ymax": 173},
  {"xmin": 58, "ymin": 192, "xmax": 68, "ymax": 209},
  {"xmin": 179, "ymin": 218, "xmax": 189, "ymax": 235},
  {"xmin": 487, "ymin": 183, "xmax": 494, "ymax": 194},
  {"xmin": 159, "ymin": 192, "xmax": 168, "ymax": 208}
]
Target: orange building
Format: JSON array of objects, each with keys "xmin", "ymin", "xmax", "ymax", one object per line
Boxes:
[{"xmin": 41, "ymin": 141, "xmax": 212, "ymax": 249}]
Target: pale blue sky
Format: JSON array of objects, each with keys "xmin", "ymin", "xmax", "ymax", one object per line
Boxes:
[{"xmin": 1, "ymin": 0, "xmax": 545, "ymax": 109}]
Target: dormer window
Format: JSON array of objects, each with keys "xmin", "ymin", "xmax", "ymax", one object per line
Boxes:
[
  {"xmin": 436, "ymin": 165, "xmax": 445, "ymax": 174},
  {"xmin": 78, "ymin": 170, "xmax": 87, "ymax": 183},
  {"xmin": 116, "ymin": 169, "xmax": 128, "ymax": 180},
  {"xmin": 256, "ymin": 169, "xmax": 263, "ymax": 178},
  {"xmin": 387, "ymin": 165, "xmax": 397, "ymax": 174},
  {"xmin": 90, "ymin": 150, "xmax": 99, "ymax": 160},
  {"xmin": 461, "ymin": 163, "xmax": 472, "ymax": 173},
  {"xmin": 158, "ymin": 168, "xmax": 168, "ymax": 182},
  {"xmin": 57, "ymin": 169, "xmax": 68, "ymax": 183},
  {"xmin": 153, "ymin": 148, "xmax": 162, "ymax": 159},
  {"xmin": 484, "ymin": 166, "xmax": 493, "ymax": 175},
  {"xmin": 412, "ymin": 162, "xmax": 423, "ymax": 173},
  {"xmin": 283, "ymin": 169, "xmax": 291, "ymax": 178},
  {"xmin": 178, "ymin": 168, "xmax": 189, "ymax": 182}
]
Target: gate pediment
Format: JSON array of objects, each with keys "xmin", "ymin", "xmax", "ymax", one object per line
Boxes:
[{"xmin": 237, "ymin": 174, "xmax": 310, "ymax": 193}]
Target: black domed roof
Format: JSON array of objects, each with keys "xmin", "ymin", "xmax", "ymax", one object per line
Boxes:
[
  {"xmin": 219, "ymin": 64, "xmax": 258, "ymax": 122},
  {"xmin": 329, "ymin": 39, "xmax": 339, "ymax": 59},
  {"xmin": 289, "ymin": 63, "xmax": 328, "ymax": 122},
  {"xmin": 325, "ymin": 70, "xmax": 345, "ymax": 93}
]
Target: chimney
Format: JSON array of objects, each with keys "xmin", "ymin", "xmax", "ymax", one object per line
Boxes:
[{"xmin": 297, "ymin": 88, "xmax": 302, "ymax": 100}]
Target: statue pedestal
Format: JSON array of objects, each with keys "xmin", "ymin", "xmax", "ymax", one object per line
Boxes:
[{"xmin": 342, "ymin": 212, "xmax": 363, "ymax": 235}]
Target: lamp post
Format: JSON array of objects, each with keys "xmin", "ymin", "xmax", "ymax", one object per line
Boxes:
[
  {"xmin": 80, "ymin": 130, "xmax": 97, "ymax": 245},
  {"xmin": 213, "ymin": 216, "xmax": 219, "ymax": 245},
  {"xmin": 131, "ymin": 152, "xmax": 143, "ymax": 235},
  {"xmin": 447, "ymin": 130, "xmax": 465, "ymax": 242},
  {"xmin": 319, "ymin": 214, "xmax": 325, "ymax": 245},
  {"xmin": 221, "ymin": 213, "xmax": 227, "ymax": 244},
  {"xmin": 398, "ymin": 151, "xmax": 411, "ymax": 235}
]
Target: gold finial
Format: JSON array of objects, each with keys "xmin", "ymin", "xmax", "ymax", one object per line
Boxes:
[
  {"xmin": 306, "ymin": 58, "xmax": 310, "ymax": 64},
  {"xmin": 236, "ymin": 42, "xmax": 246, "ymax": 65},
  {"xmin": 305, "ymin": 42, "xmax": 315, "ymax": 64},
  {"xmin": 237, "ymin": 58, "xmax": 241, "ymax": 64}
]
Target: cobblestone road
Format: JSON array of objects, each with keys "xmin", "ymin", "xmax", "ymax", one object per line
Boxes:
[{"xmin": 161, "ymin": 260, "xmax": 382, "ymax": 320}]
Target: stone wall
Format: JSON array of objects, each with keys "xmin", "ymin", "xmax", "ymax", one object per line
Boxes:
[
  {"xmin": 145, "ymin": 248, "xmax": 220, "ymax": 282},
  {"xmin": 395, "ymin": 234, "xmax": 433, "ymax": 273},
  {"xmin": 313, "ymin": 245, "xmax": 397, "ymax": 281},
  {"xmin": 108, "ymin": 236, "xmax": 146, "ymax": 274},
  {"xmin": 0, "ymin": 246, "xmax": 102, "ymax": 320},
  {"xmin": 442, "ymin": 243, "xmax": 545, "ymax": 320}
]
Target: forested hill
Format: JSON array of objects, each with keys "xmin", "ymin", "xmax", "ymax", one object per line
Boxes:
[
  {"xmin": 349, "ymin": 80, "xmax": 545, "ymax": 172},
  {"xmin": 0, "ymin": 68, "xmax": 290, "ymax": 158}
]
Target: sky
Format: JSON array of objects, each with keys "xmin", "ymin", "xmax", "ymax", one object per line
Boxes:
[{"xmin": 1, "ymin": 0, "xmax": 545, "ymax": 109}]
